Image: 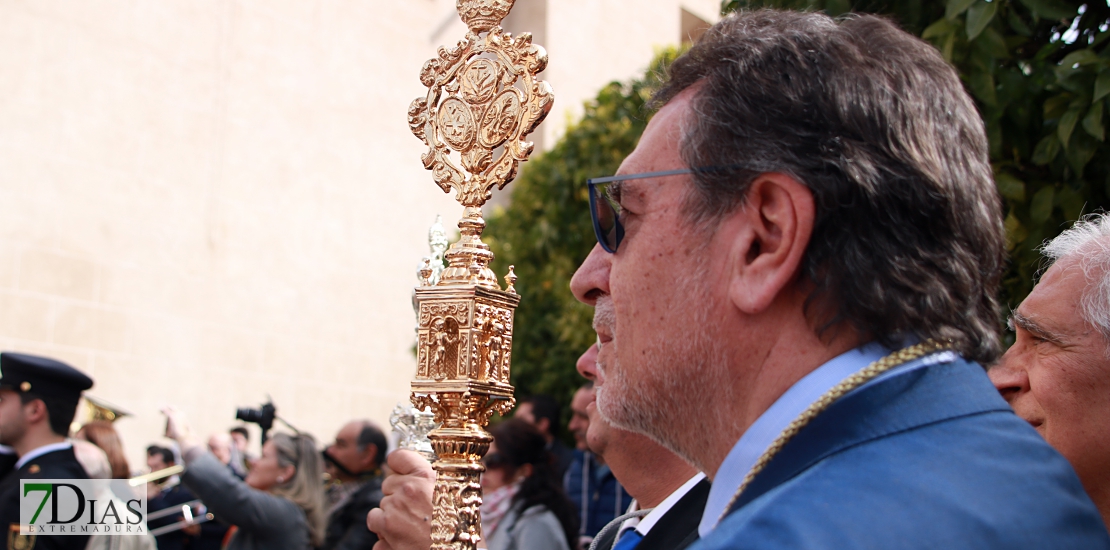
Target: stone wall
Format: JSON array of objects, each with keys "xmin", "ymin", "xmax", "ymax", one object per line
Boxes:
[{"xmin": 0, "ymin": 0, "xmax": 716, "ymax": 469}]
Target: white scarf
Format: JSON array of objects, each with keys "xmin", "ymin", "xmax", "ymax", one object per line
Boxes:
[{"xmin": 481, "ymin": 482, "xmax": 520, "ymax": 537}]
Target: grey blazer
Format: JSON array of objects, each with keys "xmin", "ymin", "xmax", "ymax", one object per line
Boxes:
[
  {"xmin": 182, "ymin": 452, "xmax": 312, "ymax": 550},
  {"xmin": 486, "ymin": 503, "xmax": 570, "ymax": 550}
]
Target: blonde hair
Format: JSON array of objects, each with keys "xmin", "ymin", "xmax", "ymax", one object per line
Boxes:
[
  {"xmin": 270, "ymin": 432, "xmax": 325, "ymax": 548},
  {"xmin": 72, "ymin": 439, "xmax": 111, "ymax": 480}
]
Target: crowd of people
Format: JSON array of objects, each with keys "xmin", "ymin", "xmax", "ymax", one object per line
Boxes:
[
  {"xmin": 5, "ymin": 6, "xmax": 1110, "ymax": 550},
  {"xmin": 0, "ymin": 351, "xmax": 394, "ymax": 550},
  {"xmin": 0, "ymin": 348, "xmax": 623, "ymax": 550}
]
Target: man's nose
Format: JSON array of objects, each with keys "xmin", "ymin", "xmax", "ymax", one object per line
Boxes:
[
  {"xmin": 570, "ymin": 244, "xmax": 611, "ymax": 306},
  {"xmin": 987, "ymin": 353, "xmax": 1030, "ymax": 403},
  {"xmin": 576, "ymin": 344, "xmax": 599, "ymax": 381}
]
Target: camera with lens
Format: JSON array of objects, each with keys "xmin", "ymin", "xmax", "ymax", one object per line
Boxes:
[{"xmin": 235, "ymin": 401, "xmax": 276, "ymax": 443}]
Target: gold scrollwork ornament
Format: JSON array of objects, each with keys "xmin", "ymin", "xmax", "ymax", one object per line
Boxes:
[
  {"xmin": 407, "ymin": 2, "xmax": 550, "ymax": 549},
  {"xmin": 408, "ymin": 1, "xmax": 553, "ymax": 209}
]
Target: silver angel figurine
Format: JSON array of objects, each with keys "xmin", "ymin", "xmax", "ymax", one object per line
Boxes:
[{"xmin": 389, "ymin": 402, "xmax": 437, "ymax": 461}]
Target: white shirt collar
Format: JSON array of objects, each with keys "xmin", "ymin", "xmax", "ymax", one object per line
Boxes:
[
  {"xmin": 16, "ymin": 441, "xmax": 72, "ymax": 470},
  {"xmin": 619, "ymin": 472, "xmax": 707, "ymax": 538},
  {"xmin": 697, "ymin": 342, "xmax": 957, "ymax": 537}
]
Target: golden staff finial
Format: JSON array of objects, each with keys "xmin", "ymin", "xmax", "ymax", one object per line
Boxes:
[{"xmin": 406, "ymin": 1, "xmax": 552, "ymax": 548}]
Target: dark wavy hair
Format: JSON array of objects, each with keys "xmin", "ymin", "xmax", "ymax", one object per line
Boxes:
[
  {"xmin": 487, "ymin": 419, "xmax": 578, "ymax": 548},
  {"xmin": 653, "ymin": 10, "xmax": 1005, "ymax": 363}
]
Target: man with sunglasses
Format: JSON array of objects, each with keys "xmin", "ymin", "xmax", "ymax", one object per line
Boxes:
[
  {"xmin": 571, "ymin": 9, "xmax": 1109, "ymax": 550},
  {"xmin": 368, "ymin": 9, "xmax": 1110, "ymax": 550}
]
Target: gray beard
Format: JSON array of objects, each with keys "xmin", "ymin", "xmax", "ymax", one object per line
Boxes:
[{"xmin": 594, "ymin": 271, "xmax": 732, "ymax": 473}]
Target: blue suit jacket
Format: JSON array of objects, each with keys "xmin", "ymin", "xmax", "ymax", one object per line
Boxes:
[{"xmin": 694, "ymin": 358, "xmax": 1110, "ymax": 549}]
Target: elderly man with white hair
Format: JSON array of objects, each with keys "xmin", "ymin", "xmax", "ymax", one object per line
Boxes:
[{"xmin": 991, "ymin": 212, "xmax": 1110, "ymax": 526}]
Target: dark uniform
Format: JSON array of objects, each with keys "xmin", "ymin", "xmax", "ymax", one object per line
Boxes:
[{"xmin": 0, "ymin": 352, "xmax": 94, "ymax": 550}]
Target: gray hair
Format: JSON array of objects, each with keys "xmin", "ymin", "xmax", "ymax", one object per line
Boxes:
[
  {"xmin": 1041, "ymin": 213, "xmax": 1110, "ymax": 339},
  {"xmin": 652, "ymin": 10, "xmax": 1005, "ymax": 363}
]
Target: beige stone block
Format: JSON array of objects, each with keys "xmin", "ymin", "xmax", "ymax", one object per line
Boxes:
[
  {"xmin": 127, "ymin": 314, "xmax": 201, "ymax": 364},
  {"xmin": 196, "ymin": 326, "xmax": 265, "ymax": 374},
  {"xmin": 50, "ymin": 37, "xmax": 146, "ymax": 174},
  {"xmin": 133, "ymin": 0, "xmax": 223, "ymax": 70},
  {"xmin": 10, "ymin": 0, "xmax": 137, "ymax": 45},
  {"xmin": 0, "ymin": 154, "xmax": 62, "ymax": 250},
  {"xmin": 0, "ymin": 9, "xmax": 61, "ymax": 154},
  {"xmin": 0, "ymin": 291, "xmax": 54, "ymax": 342},
  {"xmin": 19, "ymin": 249, "xmax": 98, "ymax": 301},
  {"xmin": 261, "ymin": 337, "xmax": 313, "ymax": 379},
  {"xmin": 0, "ymin": 240, "xmax": 23, "ymax": 289},
  {"xmin": 54, "ymin": 303, "xmax": 128, "ymax": 352}
]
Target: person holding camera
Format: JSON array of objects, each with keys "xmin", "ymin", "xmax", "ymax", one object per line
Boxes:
[{"xmin": 162, "ymin": 407, "xmax": 326, "ymax": 550}]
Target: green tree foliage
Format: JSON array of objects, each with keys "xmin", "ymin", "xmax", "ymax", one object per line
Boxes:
[
  {"xmin": 724, "ymin": 0, "xmax": 1110, "ymax": 313},
  {"xmin": 484, "ymin": 51, "xmax": 678, "ymax": 417}
]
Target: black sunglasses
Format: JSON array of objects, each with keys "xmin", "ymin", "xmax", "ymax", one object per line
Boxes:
[
  {"xmin": 482, "ymin": 451, "xmax": 509, "ymax": 469},
  {"xmin": 587, "ymin": 166, "xmax": 737, "ymax": 253}
]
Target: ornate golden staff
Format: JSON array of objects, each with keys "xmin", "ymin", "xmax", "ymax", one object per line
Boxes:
[{"xmin": 406, "ymin": 1, "xmax": 552, "ymax": 548}]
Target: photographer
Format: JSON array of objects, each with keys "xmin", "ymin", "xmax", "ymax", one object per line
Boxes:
[{"xmin": 162, "ymin": 407, "xmax": 326, "ymax": 550}]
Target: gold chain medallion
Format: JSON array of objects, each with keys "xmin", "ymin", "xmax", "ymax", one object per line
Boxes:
[{"xmin": 719, "ymin": 340, "xmax": 950, "ymax": 522}]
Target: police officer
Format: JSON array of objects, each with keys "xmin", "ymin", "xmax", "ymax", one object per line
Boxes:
[{"xmin": 0, "ymin": 352, "xmax": 94, "ymax": 550}]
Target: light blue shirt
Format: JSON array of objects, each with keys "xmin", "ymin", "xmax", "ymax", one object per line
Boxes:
[{"xmin": 697, "ymin": 342, "xmax": 958, "ymax": 537}]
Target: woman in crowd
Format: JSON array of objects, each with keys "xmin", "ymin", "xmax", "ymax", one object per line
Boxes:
[
  {"xmin": 72, "ymin": 439, "xmax": 158, "ymax": 550},
  {"xmin": 163, "ymin": 408, "xmax": 326, "ymax": 550},
  {"xmin": 76, "ymin": 420, "xmax": 131, "ymax": 479},
  {"xmin": 482, "ymin": 419, "xmax": 578, "ymax": 550}
]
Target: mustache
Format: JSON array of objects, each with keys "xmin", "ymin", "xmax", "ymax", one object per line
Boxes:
[{"xmin": 593, "ymin": 296, "xmax": 615, "ymax": 335}]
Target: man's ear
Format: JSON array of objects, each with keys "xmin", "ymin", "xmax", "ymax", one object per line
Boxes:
[
  {"xmin": 23, "ymin": 398, "xmax": 48, "ymax": 426},
  {"xmin": 360, "ymin": 444, "xmax": 379, "ymax": 470},
  {"xmin": 726, "ymin": 173, "xmax": 815, "ymax": 314}
]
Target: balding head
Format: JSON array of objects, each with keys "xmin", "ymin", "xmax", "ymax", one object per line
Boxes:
[
  {"xmin": 209, "ymin": 433, "xmax": 233, "ymax": 465},
  {"xmin": 326, "ymin": 420, "xmax": 386, "ymax": 481},
  {"xmin": 73, "ymin": 438, "xmax": 111, "ymax": 479}
]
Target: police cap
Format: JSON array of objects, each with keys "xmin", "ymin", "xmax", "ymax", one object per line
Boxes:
[{"xmin": 0, "ymin": 352, "xmax": 93, "ymax": 403}]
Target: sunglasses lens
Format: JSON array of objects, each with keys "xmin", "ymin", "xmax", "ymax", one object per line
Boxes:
[
  {"xmin": 483, "ymin": 452, "xmax": 506, "ymax": 468},
  {"xmin": 590, "ymin": 183, "xmax": 622, "ymax": 252}
]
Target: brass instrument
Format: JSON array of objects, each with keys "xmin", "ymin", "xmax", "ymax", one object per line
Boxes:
[
  {"xmin": 68, "ymin": 394, "xmax": 132, "ymax": 434},
  {"xmin": 128, "ymin": 465, "xmax": 184, "ymax": 487},
  {"xmin": 406, "ymin": 1, "xmax": 552, "ymax": 548},
  {"xmin": 81, "ymin": 395, "xmax": 132, "ymax": 423},
  {"xmin": 130, "ymin": 466, "xmax": 214, "ymax": 535},
  {"xmin": 146, "ymin": 500, "xmax": 214, "ymax": 537}
]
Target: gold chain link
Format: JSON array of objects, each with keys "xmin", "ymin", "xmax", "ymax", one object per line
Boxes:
[{"xmin": 717, "ymin": 339, "xmax": 950, "ymax": 524}]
